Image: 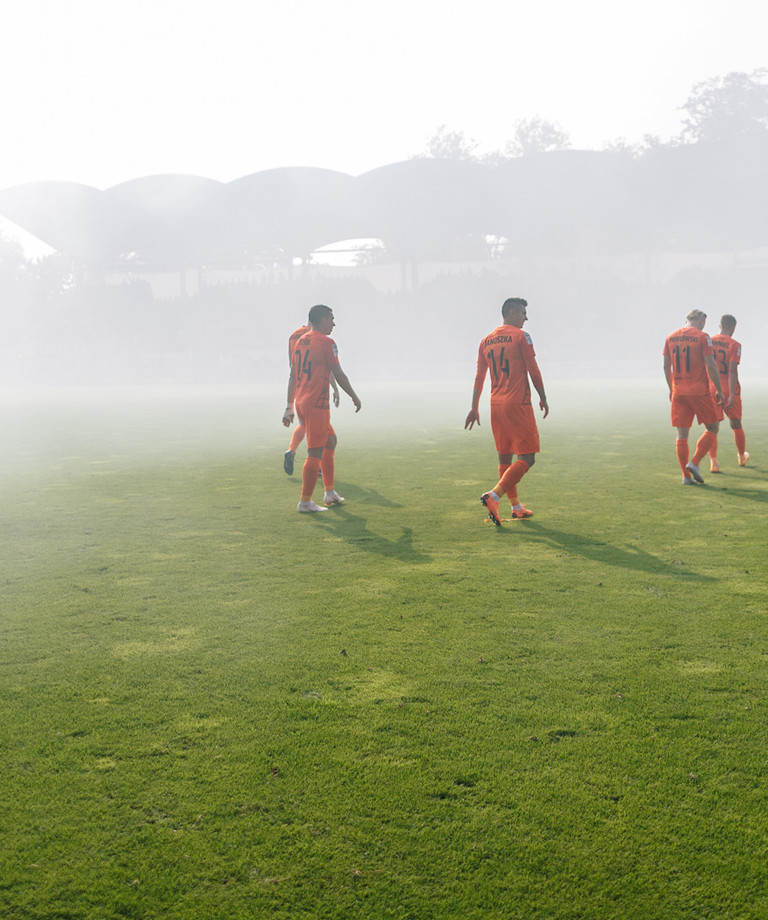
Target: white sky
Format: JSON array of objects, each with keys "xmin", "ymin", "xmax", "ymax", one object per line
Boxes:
[{"xmin": 0, "ymin": 0, "xmax": 765, "ymax": 193}]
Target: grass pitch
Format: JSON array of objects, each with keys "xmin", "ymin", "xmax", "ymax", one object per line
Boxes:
[{"xmin": 1, "ymin": 380, "xmax": 767, "ymax": 919}]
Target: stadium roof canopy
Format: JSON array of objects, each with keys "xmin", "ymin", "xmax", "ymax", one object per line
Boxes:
[{"xmin": 1, "ymin": 141, "xmax": 766, "ymax": 268}]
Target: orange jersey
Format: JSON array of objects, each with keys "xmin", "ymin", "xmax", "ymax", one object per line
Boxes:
[
  {"xmin": 288, "ymin": 325, "xmax": 310, "ymax": 365},
  {"xmin": 292, "ymin": 330, "xmax": 340, "ymax": 411},
  {"xmin": 473, "ymin": 325, "xmax": 543, "ymax": 404},
  {"xmin": 710, "ymin": 333, "xmax": 741, "ymax": 400},
  {"xmin": 663, "ymin": 326, "xmax": 713, "ymax": 397}
]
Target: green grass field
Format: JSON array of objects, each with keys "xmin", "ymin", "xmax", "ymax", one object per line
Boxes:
[{"xmin": 1, "ymin": 379, "xmax": 767, "ymax": 919}]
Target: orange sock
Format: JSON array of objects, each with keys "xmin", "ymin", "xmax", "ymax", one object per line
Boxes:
[
  {"xmin": 676, "ymin": 438, "xmax": 690, "ymax": 475},
  {"xmin": 289, "ymin": 424, "xmax": 305, "ymax": 453},
  {"xmin": 300, "ymin": 456, "xmax": 321, "ymax": 502},
  {"xmin": 693, "ymin": 431, "xmax": 716, "ymax": 465},
  {"xmin": 708, "ymin": 437, "xmax": 718, "ymax": 460},
  {"xmin": 494, "ymin": 459, "xmax": 530, "ymax": 498},
  {"xmin": 734, "ymin": 429, "xmax": 746, "ymax": 455},
  {"xmin": 320, "ymin": 449, "xmax": 334, "ymax": 491},
  {"xmin": 498, "ymin": 464, "xmax": 518, "ymax": 505}
]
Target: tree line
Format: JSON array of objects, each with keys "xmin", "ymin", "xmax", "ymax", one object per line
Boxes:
[{"xmin": 413, "ymin": 69, "xmax": 768, "ymax": 160}]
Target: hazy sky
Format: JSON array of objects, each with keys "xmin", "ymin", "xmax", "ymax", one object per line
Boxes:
[{"xmin": 1, "ymin": 0, "xmax": 765, "ymax": 193}]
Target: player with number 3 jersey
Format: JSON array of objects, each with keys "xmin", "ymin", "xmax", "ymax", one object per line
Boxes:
[{"xmin": 707, "ymin": 314, "xmax": 748, "ymax": 470}]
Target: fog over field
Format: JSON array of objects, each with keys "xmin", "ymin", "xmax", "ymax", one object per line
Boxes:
[
  {"xmin": 3, "ymin": 374, "xmax": 763, "ymax": 486},
  {"xmin": 1, "ymin": 255, "xmax": 766, "ymax": 474},
  {"xmin": 2, "ymin": 266, "xmax": 766, "ymax": 390}
]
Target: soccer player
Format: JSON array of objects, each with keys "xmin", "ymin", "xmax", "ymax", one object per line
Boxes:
[
  {"xmin": 465, "ymin": 297, "xmax": 549, "ymax": 526},
  {"xmin": 662, "ymin": 309, "xmax": 724, "ymax": 485},
  {"xmin": 282, "ymin": 304, "xmax": 361, "ymax": 513},
  {"xmin": 707, "ymin": 314, "xmax": 748, "ymax": 471},
  {"xmin": 284, "ymin": 322, "xmax": 339, "ymax": 475}
]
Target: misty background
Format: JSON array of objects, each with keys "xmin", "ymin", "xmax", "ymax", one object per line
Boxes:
[{"xmin": 1, "ymin": 70, "xmax": 767, "ymax": 390}]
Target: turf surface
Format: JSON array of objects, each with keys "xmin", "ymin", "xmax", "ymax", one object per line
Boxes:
[{"xmin": 1, "ymin": 380, "xmax": 767, "ymax": 919}]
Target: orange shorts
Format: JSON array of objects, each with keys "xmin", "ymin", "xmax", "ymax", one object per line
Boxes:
[
  {"xmin": 714, "ymin": 392, "xmax": 742, "ymax": 422},
  {"xmin": 490, "ymin": 400, "xmax": 540, "ymax": 456},
  {"xmin": 670, "ymin": 392, "xmax": 718, "ymax": 428},
  {"xmin": 296, "ymin": 403, "xmax": 335, "ymax": 449}
]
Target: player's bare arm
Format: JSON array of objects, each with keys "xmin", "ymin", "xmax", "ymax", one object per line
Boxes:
[
  {"xmin": 527, "ymin": 360, "xmax": 549, "ymax": 418},
  {"xmin": 726, "ymin": 361, "xmax": 738, "ymax": 410},
  {"xmin": 705, "ymin": 354, "xmax": 724, "ymax": 405},
  {"xmin": 334, "ymin": 366, "xmax": 361, "ymax": 412},
  {"xmin": 465, "ymin": 389, "xmax": 482, "ymax": 429},
  {"xmin": 282, "ymin": 368, "xmax": 297, "ymax": 427},
  {"xmin": 331, "ymin": 371, "xmax": 340, "ymax": 407}
]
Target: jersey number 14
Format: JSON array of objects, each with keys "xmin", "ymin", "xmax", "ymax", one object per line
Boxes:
[
  {"xmin": 295, "ymin": 349, "xmax": 312, "ymax": 381},
  {"xmin": 489, "ymin": 347, "xmax": 510, "ymax": 381}
]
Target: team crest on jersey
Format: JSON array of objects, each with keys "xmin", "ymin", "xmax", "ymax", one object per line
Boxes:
[{"xmin": 524, "ymin": 332, "xmax": 533, "ymax": 346}]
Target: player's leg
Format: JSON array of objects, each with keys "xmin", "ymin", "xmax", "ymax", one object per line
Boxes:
[
  {"xmin": 298, "ymin": 448, "xmax": 325, "ymax": 512},
  {"xmin": 482, "ymin": 407, "xmax": 539, "ymax": 524},
  {"xmin": 730, "ymin": 415, "xmax": 748, "ymax": 465},
  {"xmin": 675, "ymin": 426, "xmax": 694, "ymax": 482},
  {"xmin": 284, "ymin": 426, "xmax": 305, "ymax": 475},
  {"xmin": 297, "ymin": 407, "xmax": 329, "ymax": 512},
  {"xmin": 689, "ymin": 394, "xmax": 720, "ymax": 477},
  {"xmin": 321, "ymin": 430, "xmax": 345, "ymax": 505},
  {"xmin": 494, "ymin": 408, "xmax": 539, "ymax": 516},
  {"xmin": 289, "ymin": 424, "xmax": 305, "ymax": 453},
  {"xmin": 672, "ymin": 397, "xmax": 696, "ymax": 483},
  {"xmin": 492, "ymin": 454, "xmax": 532, "ymax": 507},
  {"xmin": 285, "ymin": 412, "xmax": 306, "ymax": 475},
  {"xmin": 480, "ymin": 412, "xmax": 511, "ymax": 524},
  {"xmin": 509, "ymin": 453, "xmax": 536, "ymax": 518},
  {"xmin": 691, "ymin": 422, "xmax": 718, "ymax": 470},
  {"xmin": 709, "ymin": 396, "xmax": 725, "ymax": 471},
  {"xmin": 708, "ymin": 435, "xmax": 721, "ymax": 472},
  {"xmin": 496, "ymin": 453, "xmax": 514, "ymax": 509}
]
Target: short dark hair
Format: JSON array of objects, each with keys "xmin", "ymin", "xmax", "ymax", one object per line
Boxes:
[
  {"xmin": 502, "ymin": 297, "xmax": 528, "ymax": 320},
  {"xmin": 308, "ymin": 303, "xmax": 332, "ymax": 326},
  {"xmin": 720, "ymin": 314, "xmax": 737, "ymax": 330}
]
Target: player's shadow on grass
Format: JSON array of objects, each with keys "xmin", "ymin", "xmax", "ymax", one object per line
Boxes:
[
  {"xmin": 316, "ymin": 508, "xmax": 431, "ymax": 563},
  {"xmin": 711, "ymin": 484, "xmax": 768, "ymax": 504},
  {"xmin": 333, "ymin": 481, "xmax": 403, "ymax": 508},
  {"xmin": 520, "ymin": 521, "xmax": 715, "ymax": 582}
]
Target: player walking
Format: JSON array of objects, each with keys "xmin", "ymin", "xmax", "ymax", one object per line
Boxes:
[
  {"xmin": 282, "ymin": 304, "xmax": 361, "ymax": 513},
  {"xmin": 465, "ymin": 297, "xmax": 549, "ymax": 526},
  {"xmin": 707, "ymin": 314, "xmax": 749, "ymax": 471},
  {"xmin": 283, "ymin": 322, "xmax": 339, "ymax": 475},
  {"xmin": 662, "ymin": 309, "xmax": 723, "ymax": 485}
]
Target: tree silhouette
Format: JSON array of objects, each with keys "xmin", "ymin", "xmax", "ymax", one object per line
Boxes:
[
  {"xmin": 504, "ymin": 116, "xmax": 571, "ymax": 157},
  {"xmin": 680, "ymin": 69, "xmax": 768, "ymax": 143},
  {"xmin": 417, "ymin": 125, "xmax": 480, "ymax": 161}
]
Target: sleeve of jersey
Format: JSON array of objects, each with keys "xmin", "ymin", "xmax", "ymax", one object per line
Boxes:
[
  {"xmin": 522, "ymin": 337, "xmax": 544, "ymax": 392},
  {"xmin": 327, "ymin": 338, "xmax": 340, "ymax": 368},
  {"xmin": 472, "ymin": 344, "xmax": 488, "ymax": 394}
]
